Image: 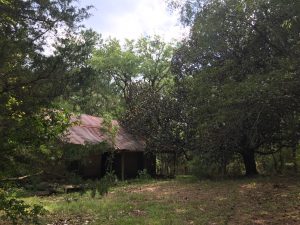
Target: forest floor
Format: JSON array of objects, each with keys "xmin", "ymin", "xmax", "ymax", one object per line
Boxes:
[{"xmin": 5, "ymin": 175, "xmax": 300, "ymax": 225}]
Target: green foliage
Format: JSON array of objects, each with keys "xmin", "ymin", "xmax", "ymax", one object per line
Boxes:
[
  {"xmin": 88, "ymin": 35, "xmax": 183, "ymax": 172},
  {"xmin": 172, "ymin": 0, "xmax": 300, "ymax": 176},
  {"xmin": 54, "ymin": 30, "xmax": 114, "ymax": 116},
  {"xmin": 0, "ymin": 0, "xmax": 97, "ymax": 222},
  {"xmin": 65, "ymin": 35, "xmax": 175, "ymax": 117},
  {"xmin": 226, "ymin": 156, "xmax": 244, "ymax": 177},
  {"xmin": 101, "ymin": 113, "xmax": 119, "ymax": 146},
  {"xmin": 64, "ymin": 142, "xmax": 110, "ymax": 162},
  {"xmin": 88, "ymin": 172, "xmax": 117, "ymax": 198},
  {"xmin": 17, "ymin": 177, "xmax": 300, "ymax": 224},
  {"xmin": 123, "ymin": 82, "xmax": 187, "ymax": 163},
  {"xmin": 189, "ymin": 156, "xmax": 220, "ymax": 179},
  {"xmin": 89, "ymin": 36, "xmax": 175, "ymax": 111},
  {"xmin": 97, "ymin": 172, "xmax": 117, "ymax": 196},
  {"xmin": 103, "ymin": 171, "xmax": 118, "ymax": 184},
  {"xmin": 0, "ymin": 189, "xmax": 45, "ymax": 224},
  {"xmin": 137, "ymin": 169, "xmax": 151, "ymax": 180},
  {"xmin": 0, "ymin": 0, "xmax": 93, "ymax": 177}
]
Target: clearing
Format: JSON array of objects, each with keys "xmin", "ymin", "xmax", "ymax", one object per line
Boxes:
[{"xmin": 7, "ymin": 176, "xmax": 300, "ymax": 225}]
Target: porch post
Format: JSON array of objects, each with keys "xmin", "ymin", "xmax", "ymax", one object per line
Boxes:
[{"xmin": 121, "ymin": 152, "xmax": 125, "ymax": 181}]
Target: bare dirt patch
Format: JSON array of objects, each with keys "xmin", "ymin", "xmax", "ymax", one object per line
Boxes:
[
  {"xmin": 116, "ymin": 177, "xmax": 300, "ymax": 225},
  {"xmin": 227, "ymin": 177, "xmax": 300, "ymax": 225},
  {"xmin": 45, "ymin": 214, "xmax": 94, "ymax": 225}
]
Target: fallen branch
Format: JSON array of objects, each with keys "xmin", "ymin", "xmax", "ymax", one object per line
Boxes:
[{"xmin": 0, "ymin": 170, "xmax": 44, "ymax": 182}]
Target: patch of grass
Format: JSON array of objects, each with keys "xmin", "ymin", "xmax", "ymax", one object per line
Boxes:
[{"xmin": 18, "ymin": 176, "xmax": 300, "ymax": 225}]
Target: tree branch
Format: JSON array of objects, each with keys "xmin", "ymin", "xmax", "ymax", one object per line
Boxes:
[{"xmin": 1, "ymin": 171, "xmax": 43, "ymax": 182}]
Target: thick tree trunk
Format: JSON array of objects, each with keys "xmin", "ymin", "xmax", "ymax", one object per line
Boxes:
[{"xmin": 242, "ymin": 150, "xmax": 258, "ymax": 176}]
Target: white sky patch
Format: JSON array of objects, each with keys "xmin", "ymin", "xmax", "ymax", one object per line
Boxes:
[{"xmin": 78, "ymin": 0, "xmax": 188, "ymax": 42}]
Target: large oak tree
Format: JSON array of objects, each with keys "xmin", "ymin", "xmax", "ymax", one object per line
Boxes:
[{"xmin": 172, "ymin": 0, "xmax": 300, "ymax": 175}]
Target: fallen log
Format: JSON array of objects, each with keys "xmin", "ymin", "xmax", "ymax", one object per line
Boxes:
[
  {"xmin": 0, "ymin": 171, "xmax": 44, "ymax": 182},
  {"xmin": 63, "ymin": 184, "xmax": 85, "ymax": 193}
]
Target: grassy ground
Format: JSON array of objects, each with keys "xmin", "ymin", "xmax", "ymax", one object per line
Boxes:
[{"xmin": 10, "ymin": 176, "xmax": 300, "ymax": 224}]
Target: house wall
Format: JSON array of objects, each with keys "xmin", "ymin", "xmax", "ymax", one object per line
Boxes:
[
  {"xmin": 81, "ymin": 153, "xmax": 102, "ymax": 178},
  {"xmin": 66, "ymin": 153, "xmax": 102, "ymax": 179},
  {"xmin": 68, "ymin": 150, "xmax": 155, "ymax": 180}
]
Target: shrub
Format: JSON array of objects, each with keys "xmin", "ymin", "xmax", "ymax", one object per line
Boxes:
[
  {"xmin": 137, "ymin": 169, "xmax": 151, "ymax": 180},
  {"xmin": 189, "ymin": 156, "xmax": 220, "ymax": 179},
  {"xmin": 0, "ymin": 189, "xmax": 45, "ymax": 225},
  {"xmin": 89, "ymin": 171, "xmax": 117, "ymax": 198},
  {"xmin": 226, "ymin": 156, "xmax": 244, "ymax": 177}
]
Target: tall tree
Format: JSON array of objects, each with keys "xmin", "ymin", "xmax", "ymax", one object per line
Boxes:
[
  {"xmin": 90, "ymin": 35, "xmax": 182, "ymax": 160},
  {"xmin": 90, "ymin": 38, "xmax": 140, "ymax": 106},
  {"xmin": 0, "ymin": 0, "xmax": 92, "ymax": 176},
  {"xmin": 88, "ymin": 36, "xmax": 174, "ymax": 115},
  {"xmin": 172, "ymin": 0, "xmax": 300, "ymax": 175}
]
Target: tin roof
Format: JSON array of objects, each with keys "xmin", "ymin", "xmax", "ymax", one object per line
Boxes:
[{"xmin": 63, "ymin": 114, "xmax": 145, "ymax": 151}]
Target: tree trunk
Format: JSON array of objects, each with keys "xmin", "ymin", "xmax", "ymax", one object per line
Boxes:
[
  {"xmin": 220, "ymin": 150, "xmax": 227, "ymax": 177},
  {"xmin": 242, "ymin": 150, "xmax": 258, "ymax": 176},
  {"xmin": 292, "ymin": 145, "xmax": 298, "ymax": 173},
  {"xmin": 279, "ymin": 149, "xmax": 284, "ymax": 172},
  {"xmin": 272, "ymin": 153, "xmax": 279, "ymax": 173}
]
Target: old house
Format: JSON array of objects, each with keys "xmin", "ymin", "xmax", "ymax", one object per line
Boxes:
[{"xmin": 63, "ymin": 114, "xmax": 155, "ymax": 180}]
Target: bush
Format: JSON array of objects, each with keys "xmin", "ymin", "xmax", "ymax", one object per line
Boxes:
[
  {"xmin": 189, "ymin": 156, "xmax": 220, "ymax": 179},
  {"xmin": 89, "ymin": 171, "xmax": 117, "ymax": 198},
  {"xmin": 0, "ymin": 189, "xmax": 45, "ymax": 225},
  {"xmin": 226, "ymin": 156, "xmax": 244, "ymax": 177},
  {"xmin": 256, "ymin": 154, "xmax": 277, "ymax": 175},
  {"xmin": 137, "ymin": 169, "xmax": 151, "ymax": 180}
]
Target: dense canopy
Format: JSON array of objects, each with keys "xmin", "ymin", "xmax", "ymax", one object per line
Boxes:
[{"xmin": 0, "ymin": 0, "xmax": 300, "ymax": 223}]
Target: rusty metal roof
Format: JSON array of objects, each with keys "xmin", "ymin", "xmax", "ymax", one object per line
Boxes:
[{"xmin": 63, "ymin": 114, "xmax": 145, "ymax": 151}]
